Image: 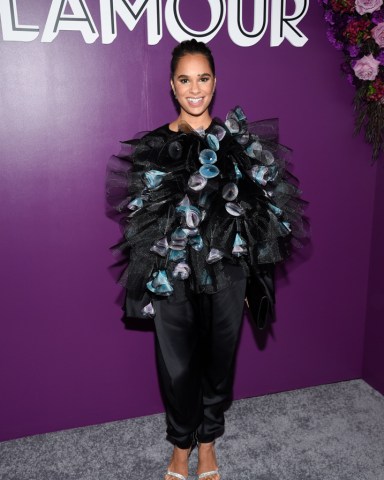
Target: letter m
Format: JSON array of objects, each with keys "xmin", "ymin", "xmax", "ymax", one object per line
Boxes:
[{"xmin": 100, "ymin": 0, "xmax": 162, "ymax": 45}]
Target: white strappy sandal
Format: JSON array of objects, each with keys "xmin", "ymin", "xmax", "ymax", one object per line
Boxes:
[
  {"xmin": 197, "ymin": 470, "xmax": 220, "ymax": 479},
  {"xmin": 165, "ymin": 471, "xmax": 188, "ymax": 480}
]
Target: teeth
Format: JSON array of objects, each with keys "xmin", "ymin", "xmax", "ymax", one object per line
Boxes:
[{"xmin": 188, "ymin": 98, "xmax": 203, "ymax": 103}]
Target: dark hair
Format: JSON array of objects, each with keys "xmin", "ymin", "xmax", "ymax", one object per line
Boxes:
[{"xmin": 170, "ymin": 39, "xmax": 215, "ymax": 78}]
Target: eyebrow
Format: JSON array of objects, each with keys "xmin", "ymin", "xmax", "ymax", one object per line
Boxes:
[{"xmin": 177, "ymin": 73, "xmax": 212, "ymax": 79}]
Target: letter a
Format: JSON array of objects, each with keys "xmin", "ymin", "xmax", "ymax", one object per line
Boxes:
[{"xmin": 41, "ymin": 0, "xmax": 99, "ymax": 43}]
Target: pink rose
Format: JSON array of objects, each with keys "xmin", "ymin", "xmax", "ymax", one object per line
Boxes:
[
  {"xmin": 355, "ymin": 0, "xmax": 383, "ymax": 14},
  {"xmin": 372, "ymin": 23, "xmax": 384, "ymax": 47},
  {"xmin": 353, "ymin": 54, "xmax": 380, "ymax": 80}
]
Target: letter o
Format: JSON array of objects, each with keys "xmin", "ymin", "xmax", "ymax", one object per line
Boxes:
[{"xmin": 165, "ymin": 0, "xmax": 226, "ymax": 43}]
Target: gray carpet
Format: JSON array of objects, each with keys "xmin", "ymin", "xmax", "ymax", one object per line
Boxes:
[{"xmin": 1, "ymin": 380, "xmax": 384, "ymax": 480}]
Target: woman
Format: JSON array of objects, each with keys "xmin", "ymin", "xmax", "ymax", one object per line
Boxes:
[{"xmin": 107, "ymin": 40, "xmax": 305, "ymax": 480}]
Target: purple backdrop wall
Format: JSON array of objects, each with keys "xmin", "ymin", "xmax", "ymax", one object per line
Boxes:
[
  {"xmin": 363, "ymin": 164, "xmax": 384, "ymax": 394},
  {"xmin": 0, "ymin": 1, "xmax": 379, "ymax": 442}
]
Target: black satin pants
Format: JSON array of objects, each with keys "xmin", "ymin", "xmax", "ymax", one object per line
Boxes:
[{"xmin": 153, "ymin": 277, "xmax": 247, "ymax": 449}]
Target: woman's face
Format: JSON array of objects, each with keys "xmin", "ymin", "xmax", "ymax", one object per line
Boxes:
[{"xmin": 171, "ymin": 53, "xmax": 216, "ymax": 122}]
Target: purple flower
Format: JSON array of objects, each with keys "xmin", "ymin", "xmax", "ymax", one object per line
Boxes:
[
  {"xmin": 347, "ymin": 44, "xmax": 360, "ymax": 57},
  {"xmin": 372, "ymin": 23, "xmax": 384, "ymax": 47},
  {"xmin": 346, "ymin": 73, "xmax": 355, "ymax": 85},
  {"xmin": 372, "ymin": 9, "xmax": 384, "ymax": 24},
  {"xmin": 324, "ymin": 10, "xmax": 335, "ymax": 24},
  {"xmin": 355, "ymin": 0, "xmax": 383, "ymax": 15},
  {"xmin": 353, "ymin": 54, "xmax": 380, "ymax": 80},
  {"xmin": 327, "ymin": 28, "xmax": 344, "ymax": 50},
  {"xmin": 377, "ymin": 50, "xmax": 384, "ymax": 65}
]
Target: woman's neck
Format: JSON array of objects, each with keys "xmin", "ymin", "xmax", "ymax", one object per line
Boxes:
[{"xmin": 169, "ymin": 112, "xmax": 212, "ymax": 132}]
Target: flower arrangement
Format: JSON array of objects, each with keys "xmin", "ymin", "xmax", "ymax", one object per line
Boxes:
[{"xmin": 321, "ymin": 0, "xmax": 384, "ymax": 160}]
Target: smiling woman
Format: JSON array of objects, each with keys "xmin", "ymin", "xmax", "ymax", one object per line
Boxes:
[{"xmin": 106, "ymin": 39, "xmax": 307, "ymax": 480}]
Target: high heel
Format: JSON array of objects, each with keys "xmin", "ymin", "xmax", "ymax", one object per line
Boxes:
[
  {"xmin": 164, "ymin": 436, "xmax": 198, "ymax": 480},
  {"xmin": 196, "ymin": 441, "xmax": 220, "ymax": 480}
]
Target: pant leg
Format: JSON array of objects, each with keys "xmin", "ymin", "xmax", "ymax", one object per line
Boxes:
[
  {"xmin": 153, "ymin": 277, "xmax": 247, "ymax": 448},
  {"xmin": 153, "ymin": 293, "xmax": 203, "ymax": 449},
  {"xmin": 197, "ymin": 277, "xmax": 247, "ymax": 443}
]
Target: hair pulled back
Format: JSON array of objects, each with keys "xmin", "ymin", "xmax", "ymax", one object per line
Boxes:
[{"xmin": 170, "ymin": 39, "xmax": 215, "ymax": 78}]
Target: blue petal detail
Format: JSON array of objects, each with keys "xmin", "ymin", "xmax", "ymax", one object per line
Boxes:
[
  {"xmin": 127, "ymin": 197, "xmax": 143, "ymax": 211},
  {"xmin": 170, "ymin": 227, "xmax": 188, "ymax": 250},
  {"xmin": 281, "ymin": 221, "xmax": 291, "ymax": 232},
  {"xmin": 199, "ymin": 149, "xmax": 217, "ymax": 165},
  {"xmin": 146, "ymin": 270, "xmax": 174, "ymax": 296},
  {"xmin": 206, "ymin": 134, "xmax": 220, "ymax": 151},
  {"xmin": 168, "ymin": 249, "xmax": 187, "ymax": 262},
  {"xmin": 268, "ymin": 203, "xmax": 283, "ymax": 216},
  {"xmin": 246, "ymin": 141, "xmax": 262, "ymax": 159},
  {"xmin": 201, "ymin": 270, "xmax": 213, "ymax": 285},
  {"xmin": 143, "ymin": 170, "xmax": 167, "ymax": 189},
  {"xmin": 199, "ymin": 165, "xmax": 220, "ymax": 179},
  {"xmin": 250, "ymin": 165, "xmax": 269, "ymax": 186},
  {"xmin": 150, "ymin": 237, "xmax": 169, "ymax": 257},
  {"xmin": 233, "ymin": 163, "xmax": 242, "ymax": 180},
  {"xmin": 189, "ymin": 234, "xmax": 203, "ymax": 251},
  {"xmin": 232, "ymin": 233, "xmax": 247, "ymax": 257},
  {"xmin": 233, "ymin": 106, "xmax": 247, "ymax": 121}
]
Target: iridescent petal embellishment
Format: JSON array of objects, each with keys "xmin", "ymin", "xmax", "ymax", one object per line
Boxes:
[
  {"xmin": 206, "ymin": 248, "xmax": 224, "ymax": 264},
  {"xmin": 141, "ymin": 301, "xmax": 155, "ymax": 318},
  {"xmin": 236, "ymin": 132, "xmax": 250, "ymax": 145},
  {"xmin": 232, "ymin": 233, "xmax": 247, "ymax": 257},
  {"xmin": 222, "ymin": 183, "xmax": 238, "ymax": 201},
  {"xmin": 168, "ymin": 249, "xmax": 187, "ymax": 262},
  {"xmin": 281, "ymin": 221, "xmax": 292, "ymax": 232},
  {"xmin": 225, "ymin": 202, "xmax": 244, "ymax": 216},
  {"xmin": 143, "ymin": 170, "xmax": 167, "ymax": 189},
  {"xmin": 261, "ymin": 150, "xmax": 274, "ymax": 165},
  {"xmin": 188, "ymin": 172, "xmax": 207, "ymax": 191},
  {"xmin": 246, "ymin": 141, "xmax": 262, "ymax": 159},
  {"xmin": 170, "ymin": 227, "xmax": 188, "ymax": 250},
  {"xmin": 189, "ymin": 234, "xmax": 203, "ymax": 251},
  {"xmin": 185, "ymin": 206, "xmax": 201, "ymax": 228},
  {"xmin": 268, "ymin": 203, "xmax": 283, "ymax": 216},
  {"xmin": 199, "ymin": 149, "xmax": 217, "ymax": 165},
  {"xmin": 168, "ymin": 141, "xmax": 182, "ymax": 160},
  {"xmin": 233, "ymin": 163, "xmax": 242, "ymax": 180},
  {"xmin": 211, "ymin": 125, "xmax": 226, "ymax": 141},
  {"xmin": 206, "ymin": 133, "xmax": 220, "ymax": 151},
  {"xmin": 199, "ymin": 165, "xmax": 220, "ymax": 179},
  {"xmin": 150, "ymin": 237, "xmax": 169, "ymax": 257},
  {"xmin": 225, "ymin": 118, "xmax": 240, "ymax": 134},
  {"xmin": 249, "ymin": 165, "xmax": 269, "ymax": 186},
  {"xmin": 146, "ymin": 270, "xmax": 174, "ymax": 296},
  {"xmin": 176, "ymin": 196, "xmax": 202, "ymax": 228},
  {"xmin": 233, "ymin": 106, "xmax": 247, "ymax": 121},
  {"xmin": 201, "ymin": 270, "xmax": 213, "ymax": 285},
  {"xmin": 127, "ymin": 197, "xmax": 143, "ymax": 211},
  {"xmin": 177, "ymin": 195, "xmax": 191, "ymax": 209},
  {"xmin": 172, "ymin": 262, "xmax": 191, "ymax": 280}
]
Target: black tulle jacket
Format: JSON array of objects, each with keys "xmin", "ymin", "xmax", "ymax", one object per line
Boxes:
[{"xmin": 106, "ymin": 106, "xmax": 307, "ymax": 327}]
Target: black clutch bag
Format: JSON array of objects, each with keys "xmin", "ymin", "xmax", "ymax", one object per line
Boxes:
[{"xmin": 245, "ymin": 265, "xmax": 275, "ymax": 330}]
